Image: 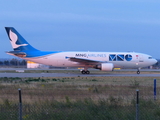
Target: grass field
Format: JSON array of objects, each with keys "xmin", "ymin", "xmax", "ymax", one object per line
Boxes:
[
  {"xmin": 0, "ymin": 70, "xmax": 160, "ymax": 119},
  {"xmin": 0, "ymin": 72, "xmax": 160, "ymax": 104}
]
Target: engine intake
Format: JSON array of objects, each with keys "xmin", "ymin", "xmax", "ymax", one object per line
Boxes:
[{"xmin": 95, "ymin": 63, "xmax": 114, "ymax": 71}]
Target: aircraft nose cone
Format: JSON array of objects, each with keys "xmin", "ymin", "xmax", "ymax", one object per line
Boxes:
[{"xmin": 153, "ymin": 59, "xmax": 158, "ymax": 65}]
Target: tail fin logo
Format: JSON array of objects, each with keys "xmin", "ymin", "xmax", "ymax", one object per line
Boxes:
[{"xmin": 9, "ymin": 30, "xmax": 28, "ymax": 49}]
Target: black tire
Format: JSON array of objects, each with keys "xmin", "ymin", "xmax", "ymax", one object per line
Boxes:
[
  {"xmin": 137, "ymin": 71, "xmax": 140, "ymax": 74},
  {"xmin": 85, "ymin": 71, "xmax": 90, "ymax": 74},
  {"xmin": 81, "ymin": 70, "xmax": 86, "ymax": 74}
]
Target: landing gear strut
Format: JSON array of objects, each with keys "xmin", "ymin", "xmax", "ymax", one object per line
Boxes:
[
  {"xmin": 137, "ymin": 70, "xmax": 140, "ymax": 74},
  {"xmin": 137, "ymin": 68, "xmax": 140, "ymax": 74},
  {"xmin": 81, "ymin": 70, "xmax": 90, "ymax": 74}
]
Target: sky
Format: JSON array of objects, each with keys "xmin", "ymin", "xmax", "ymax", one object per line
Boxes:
[{"xmin": 0, "ymin": 0, "xmax": 160, "ymax": 59}]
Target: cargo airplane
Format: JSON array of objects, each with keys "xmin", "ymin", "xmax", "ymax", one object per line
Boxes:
[{"xmin": 5, "ymin": 27, "xmax": 157, "ymax": 74}]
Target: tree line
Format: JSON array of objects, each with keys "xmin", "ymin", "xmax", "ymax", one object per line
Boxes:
[{"xmin": 0, "ymin": 58, "xmax": 27, "ymax": 67}]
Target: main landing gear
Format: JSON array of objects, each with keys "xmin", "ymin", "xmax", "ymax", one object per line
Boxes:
[{"xmin": 81, "ymin": 70, "xmax": 90, "ymax": 74}]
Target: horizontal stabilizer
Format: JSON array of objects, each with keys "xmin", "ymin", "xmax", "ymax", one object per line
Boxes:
[{"xmin": 6, "ymin": 51, "xmax": 26, "ymax": 57}]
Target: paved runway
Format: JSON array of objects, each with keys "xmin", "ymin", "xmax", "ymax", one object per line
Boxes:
[
  {"xmin": 0, "ymin": 72, "xmax": 160, "ymax": 77},
  {"xmin": 0, "ymin": 68, "xmax": 159, "ymax": 77}
]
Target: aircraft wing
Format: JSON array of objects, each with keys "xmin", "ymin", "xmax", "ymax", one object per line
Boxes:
[{"xmin": 68, "ymin": 57, "xmax": 107, "ymax": 65}]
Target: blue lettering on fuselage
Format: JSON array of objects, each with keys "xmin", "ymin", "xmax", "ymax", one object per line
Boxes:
[
  {"xmin": 75, "ymin": 53, "xmax": 106, "ymax": 58},
  {"xmin": 109, "ymin": 54, "xmax": 132, "ymax": 61},
  {"xmin": 74, "ymin": 53, "xmax": 132, "ymax": 61},
  {"xmin": 88, "ymin": 54, "xmax": 106, "ymax": 57}
]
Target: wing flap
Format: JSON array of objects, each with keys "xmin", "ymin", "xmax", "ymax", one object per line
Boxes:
[{"xmin": 68, "ymin": 57, "xmax": 107, "ymax": 65}]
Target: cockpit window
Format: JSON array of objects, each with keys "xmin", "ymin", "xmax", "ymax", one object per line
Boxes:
[{"xmin": 148, "ymin": 57, "xmax": 152, "ymax": 59}]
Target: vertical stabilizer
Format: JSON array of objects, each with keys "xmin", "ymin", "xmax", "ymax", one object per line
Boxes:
[{"xmin": 5, "ymin": 27, "xmax": 38, "ymax": 51}]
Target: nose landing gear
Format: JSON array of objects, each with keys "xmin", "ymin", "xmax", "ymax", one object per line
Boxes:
[
  {"xmin": 137, "ymin": 70, "xmax": 140, "ymax": 74},
  {"xmin": 137, "ymin": 68, "xmax": 141, "ymax": 74}
]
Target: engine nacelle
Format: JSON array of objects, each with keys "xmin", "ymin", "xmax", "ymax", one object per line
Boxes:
[{"xmin": 95, "ymin": 63, "xmax": 114, "ymax": 71}]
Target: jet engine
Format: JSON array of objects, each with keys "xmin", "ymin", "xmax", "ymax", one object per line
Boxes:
[{"xmin": 95, "ymin": 63, "xmax": 114, "ymax": 71}]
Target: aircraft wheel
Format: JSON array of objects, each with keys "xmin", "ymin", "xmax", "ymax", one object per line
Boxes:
[
  {"xmin": 137, "ymin": 71, "xmax": 140, "ymax": 74},
  {"xmin": 81, "ymin": 70, "xmax": 86, "ymax": 74},
  {"xmin": 85, "ymin": 71, "xmax": 90, "ymax": 74}
]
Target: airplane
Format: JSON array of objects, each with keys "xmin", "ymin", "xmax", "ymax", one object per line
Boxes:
[{"xmin": 5, "ymin": 27, "xmax": 157, "ymax": 74}]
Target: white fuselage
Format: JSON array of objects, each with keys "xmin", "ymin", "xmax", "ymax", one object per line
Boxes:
[{"xmin": 22, "ymin": 51, "xmax": 157, "ymax": 69}]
